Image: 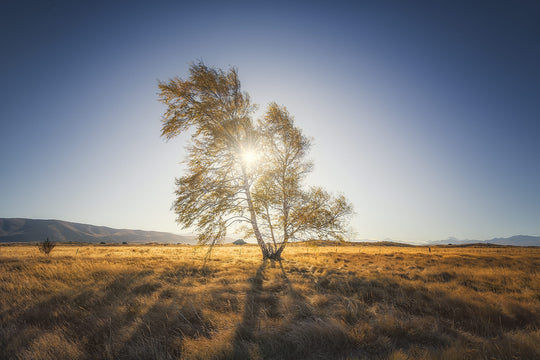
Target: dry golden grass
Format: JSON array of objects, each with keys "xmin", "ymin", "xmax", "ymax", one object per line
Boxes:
[{"xmin": 0, "ymin": 243, "xmax": 539, "ymax": 359}]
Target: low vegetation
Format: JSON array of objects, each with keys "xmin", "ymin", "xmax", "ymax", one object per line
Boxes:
[
  {"xmin": 0, "ymin": 243, "xmax": 538, "ymax": 359},
  {"xmin": 37, "ymin": 237, "xmax": 55, "ymax": 256}
]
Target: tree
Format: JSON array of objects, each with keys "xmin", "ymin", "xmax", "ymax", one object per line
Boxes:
[
  {"xmin": 253, "ymin": 103, "xmax": 353, "ymax": 258},
  {"xmin": 159, "ymin": 62, "xmax": 352, "ymax": 259}
]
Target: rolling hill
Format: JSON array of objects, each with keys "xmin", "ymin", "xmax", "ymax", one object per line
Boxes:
[{"xmin": 0, "ymin": 218, "xmax": 196, "ymax": 244}]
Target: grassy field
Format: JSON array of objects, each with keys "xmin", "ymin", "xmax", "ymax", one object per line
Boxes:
[{"xmin": 0, "ymin": 243, "xmax": 539, "ymax": 359}]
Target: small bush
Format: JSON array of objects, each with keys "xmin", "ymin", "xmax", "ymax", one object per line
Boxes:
[{"xmin": 38, "ymin": 237, "xmax": 55, "ymax": 256}]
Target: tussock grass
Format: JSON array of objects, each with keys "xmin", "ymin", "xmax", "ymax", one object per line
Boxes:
[{"xmin": 0, "ymin": 243, "xmax": 538, "ymax": 359}]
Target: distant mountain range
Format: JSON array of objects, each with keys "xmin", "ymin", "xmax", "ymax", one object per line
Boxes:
[
  {"xmin": 355, "ymin": 236, "xmax": 540, "ymax": 247},
  {"xmin": 0, "ymin": 218, "xmax": 197, "ymax": 244},
  {"xmin": 430, "ymin": 235, "xmax": 540, "ymax": 247},
  {"xmin": 1, "ymin": 218, "xmax": 538, "ymax": 247}
]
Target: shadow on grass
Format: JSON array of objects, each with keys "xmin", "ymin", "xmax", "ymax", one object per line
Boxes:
[
  {"xmin": 229, "ymin": 262, "xmax": 540, "ymax": 359},
  {"xmin": 311, "ymin": 270, "xmax": 540, "ymax": 338},
  {"xmin": 6, "ymin": 271, "xmax": 152, "ymax": 352},
  {"xmin": 229, "ymin": 259, "xmax": 353, "ymax": 360},
  {"xmin": 115, "ymin": 289, "xmax": 214, "ymax": 359},
  {"xmin": 231, "ymin": 258, "xmax": 268, "ymax": 357},
  {"xmin": 4, "ymin": 258, "xmax": 538, "ymax": 359},
  {"xmin": 2, "ymin": 265, "xmax": 216, "ymax": 360}
]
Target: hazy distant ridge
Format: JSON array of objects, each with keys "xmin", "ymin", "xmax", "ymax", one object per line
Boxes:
[
  {"xmin": 2, "ymin": 218, "xmax": 537, "ymax": 246},
  {"xmin": 0, "ymin": 218, "xmax": 196, "ymax": 244},
  {"xmin": 431, "ymin": 235, "xmax": 540, "ymax": 247}
]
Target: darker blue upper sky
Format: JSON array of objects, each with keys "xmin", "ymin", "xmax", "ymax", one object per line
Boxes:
[{"xmin": 1, "ymin": 0, "xmax": 539, "ymax": 240}]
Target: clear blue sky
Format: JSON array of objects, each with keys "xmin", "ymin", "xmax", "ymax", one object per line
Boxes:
[{"xmin": 1, "ymin": 0, "xmax": 539, "ymax": 243}]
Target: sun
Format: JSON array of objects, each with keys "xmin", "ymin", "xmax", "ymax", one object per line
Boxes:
[{"xmin": 241, "ymin": 149, "xmax": 260, "ymax": 166}]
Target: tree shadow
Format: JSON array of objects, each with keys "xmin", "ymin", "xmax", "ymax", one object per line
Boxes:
[
  {"xmin": 115, "ymin": 289, "xmax": 214, "ymax": 360},
  {"xmin": 276, "ymin": 259, "xmax": 296, "ymax": 294},
  {"xmin": 230, "ymin": 259, "xmax": 353, "ymax": 360},
  {"xmin": 112, "ymin": 264, "xmax": 217, "ymax": 359},
  {"xmin": 4, "ymin": 265, "xmax": 218, "ymax": 360},
  {"xmin": 231, "ymin": 258, "xmax": 268, "ymax": 357},
  {"xmin": 228, "ymin": 257, "xmax": 540, "ymax": 359},
  {"xmin": 303, "ymin": 265, "xmax": 540, "ymax": 359},
  {"xmin": 6, "ymin": 270, "xmax": 155, "ymax": 359}
]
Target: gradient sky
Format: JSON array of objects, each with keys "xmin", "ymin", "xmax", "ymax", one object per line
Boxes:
[{"xmin": 1, "ymin": 0, "xmax": 539, "ymax": 243}]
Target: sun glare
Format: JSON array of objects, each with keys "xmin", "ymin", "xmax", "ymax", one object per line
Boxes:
[{"xmin": 241, "ymin": 149, "xmax": 260, "ymax": 166}]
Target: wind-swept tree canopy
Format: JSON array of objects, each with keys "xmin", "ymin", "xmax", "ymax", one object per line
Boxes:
[{"xmin": 159, "ymin": 62, "xmax": 352, "ymax": 259}]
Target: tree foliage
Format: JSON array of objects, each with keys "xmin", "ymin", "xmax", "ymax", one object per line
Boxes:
[{"xmin": 159, "ymin": 62, "xmax": 352, "ymax": 259}]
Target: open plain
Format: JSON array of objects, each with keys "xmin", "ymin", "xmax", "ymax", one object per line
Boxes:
[{"xmin": 0, "ymin": 243, "xmax": 539, "ymax": 359}]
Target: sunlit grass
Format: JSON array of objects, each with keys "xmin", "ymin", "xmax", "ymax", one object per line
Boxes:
[{"xmin": 0, "ymin": 243, "xmax": 538, "ymax": 359}]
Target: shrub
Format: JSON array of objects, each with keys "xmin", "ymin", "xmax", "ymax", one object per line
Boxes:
[{"xmin": 38, "ymin": 237, "xmax": 55, "ymax": 256}]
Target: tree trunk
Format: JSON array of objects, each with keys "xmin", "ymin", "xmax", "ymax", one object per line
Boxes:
[{"xmin": 241, "ymin": 165, "xmax": 270, "ymax": 258}]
